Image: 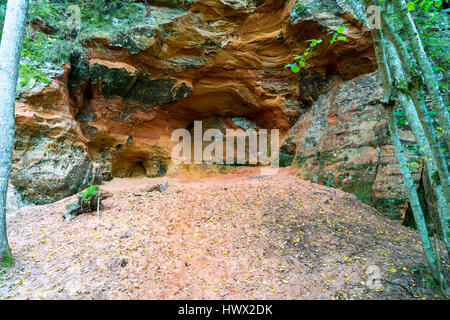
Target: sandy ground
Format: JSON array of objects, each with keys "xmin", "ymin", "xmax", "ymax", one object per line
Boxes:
[{"xmin": 1, "ymin": 168, "xmax": 449, "ymax": 300}]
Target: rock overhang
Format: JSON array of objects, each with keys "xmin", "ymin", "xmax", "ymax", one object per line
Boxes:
[{"xmin": 11, "ymin": 0, "xmax": 380, "ymax": 206}]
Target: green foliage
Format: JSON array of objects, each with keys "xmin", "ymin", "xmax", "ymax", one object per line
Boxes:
[
  {"xmin": 0, "ymin": 252, "xmax": 13, "ymax": 269},
  {"xmin": 289, "ymin": 0, "xmax": 310, "ymax": 13},
  {"xmin": 285, "ymin": 22, "xmax": 348, "ymax": 73},
  {"xmin": 29, "ymin": 0, "xmax": 63, "ymax": 24},
  {"xmin": 75, "ymin": 0, "xmax": 147, "ymax": 29},
  {"xmin": 1, "ymin": 0, "xmax": 201, "ymax": 88},
  {"xmin": 396, "ymin": 1, "xmax": 449, "ymax": 92},
  {"xmin": 418, "ymin": 264, "xmax": 448, "ymax": 298},
  {"xmin": 448, "ymin": 219, "xmax": 450, "ymax": 238},
  {"xmin": 78, "ymin": 185, "xmax": 99, "ymax": 201},
  {"xmin": 406, "ymin": 0, "xmax": 443, "ymax": 12},
  {"xmin": 18, "ymin": 63, "xmax": 51, "ymax": 87},
  {"xmin": 312, "ymin": 169, "xmax": 336, "ymax": 188},
  {"xmin": 22, "ymin": 29, "xmax": 79, "ymax": 64}
]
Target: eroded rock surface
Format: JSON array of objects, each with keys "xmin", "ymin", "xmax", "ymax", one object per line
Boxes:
[
  {"xmin": 291, "ymin": 72, "xmax": 420, "ymax": 219},
  {"xmin": 13, "ymin": 0, "xmax": 417, "ymax": 221}
]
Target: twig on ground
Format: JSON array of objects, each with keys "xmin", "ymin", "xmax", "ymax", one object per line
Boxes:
[
  {"xmin": 97, "ymin": 193, "xmax": 100, "ymax": 220},
  {"xmin": 382, "ymin": 277, "xmax": 416, "ymax": 296}
]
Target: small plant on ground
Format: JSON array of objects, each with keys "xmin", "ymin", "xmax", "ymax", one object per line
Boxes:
[
  {"xmin": 78, "ymin": 185, "xmax": 99, "ymax": 201},
  {"xmin": 1, "ymin": 252, "xmax": 14, "ymax": 269}
]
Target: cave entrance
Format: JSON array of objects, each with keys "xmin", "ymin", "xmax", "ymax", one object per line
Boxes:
[
  {"xmin": 111, "ymin": 155, "xmax": 168, "ymax": 178},
  {"xmin": 131, "ymin": 161, "xmax": 147, "ymax": 177},
  {"xmin": 112, "ymin": 159, "xmax": 147, "ymax": 178},
  {"xmin": 182, "ymin": 115, "xmax": 285, "ymax": 166}
]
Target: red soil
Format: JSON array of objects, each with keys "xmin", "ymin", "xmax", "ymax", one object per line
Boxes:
[{"xmin": 1, "ymin": 168, "xmax": 448, "ymax": 300}]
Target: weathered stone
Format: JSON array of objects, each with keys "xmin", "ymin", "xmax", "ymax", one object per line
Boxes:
[
  {"xmin": 279, "ymin": 136, "xmax": 296, "ymax": 167},
  {"xmin": 12, "ymin": 0, "xmax": 381, "ymax": 207},
  {"xmin": 11, "ymin": 67, "xmax": 95, "ymax": 205},
  {"xmin": 125, "ymin": 76, "xmax": 193, "ymax": 106},
  {"xmin": 6, "ymin": 184, "xmax": 23, "ymax": 214},
  {"xmin": 219, "ymin": 0, "xmax": 250, "ymax": 10},
  {"xmin": 292, "ymin": 71, "xmax": 421, "ymax": 219},
  {"xmin": 143, "ymin": 157, "xmax": 169, "ymax": 178},
  {"xmin": 10, "ymin": 135, "xmax": 94, "ymax": 205},
  {"xmin": 90, "ymin": 60, "xmax": 139, "ymax": 98}
]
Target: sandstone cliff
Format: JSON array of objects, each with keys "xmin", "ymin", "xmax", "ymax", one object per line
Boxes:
[{"xmin": 10, "ymin": 0, "xmax": 415, "ymax": 220}]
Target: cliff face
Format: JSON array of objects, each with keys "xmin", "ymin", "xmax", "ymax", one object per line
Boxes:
[
  {"xmin": 291, "ymin": 72, "xmax": 422, "ymax": 220},
  {"xmin": 10, "ymin": 0, "xmax": 414, "ymax": 219}
]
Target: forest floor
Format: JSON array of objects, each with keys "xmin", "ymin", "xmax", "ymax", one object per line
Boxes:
[{"xmin": 1, "ymin": 167, "xmax": 449, "ymax": 300}]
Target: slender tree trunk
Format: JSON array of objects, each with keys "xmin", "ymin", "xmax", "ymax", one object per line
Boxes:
[
  {"xmin": 0, "ymin": 0, "xmax": 29, "ymax": 263},
  {"xmin": 385, "ymin": 105, "xmax": 442, "ymax": 282},
  {"xmin": 381, "ymin": 12, "xmax": 450, "ymax": 205},
  {"xmin": 394, "ymin": 0, "xmax": 450, "ymax": 147},
  {"xmin": 352, "ymin": 0, "xmax": 447, "ymax": 282},
  {"xmin": 384, "ymin": 41, "xmax": 450, "ymax": 257},
  {"xmin": 358, "ymin": 0, "xmax": 392, "ymax": 102}
]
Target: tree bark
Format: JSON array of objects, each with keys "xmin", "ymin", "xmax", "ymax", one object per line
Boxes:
[
  {"xmin": 359, "ymin": 0, "xmax": 392, "ymax": 102},
  {"xmin": 394, "ymin": 0, "xmax": 450, "ymax": 147},
  {"xmin": 384, "ymin": 42, "xmax": 450, "ymax": 257},
  {"xmin": 0, "ymin": 0, "xmax": 29, "ymax": 263},
  {"xmin": 381, "ymin": 11, "xmax": 450, "ymax": 205},
  {"xmin": 354, "ymin": 0, "xmax": 448, "ymax": 282},
  {"xmin": 385, "ymin": 105, "xmax": 442, "ymax": 282}
]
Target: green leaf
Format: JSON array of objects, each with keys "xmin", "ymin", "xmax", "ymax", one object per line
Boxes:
[
  {"xmin": 291, "ymin": 64, "xmax": 300, "ymax": 73},
  {"xmin": 336, "ymin": 26, "xmax": 345, "ymax": 33},
  {"xmin": 407, "ymin": 1, "xmax": 415, "ymax": 10},
  {"xmin": 330, "ymin": 33, "xmax": 338, "ymax": 44}
]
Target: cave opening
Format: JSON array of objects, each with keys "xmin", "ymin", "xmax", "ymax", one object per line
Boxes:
[
  {"xmin": 180, "ymin": 114, "xmax": 288, "ymax": 167},
  {"xmin": 131, "ymin": 161, "xmax": 147, "ymax": 177},
  {"xmin": 112, "ymin": 158, "xmax": 147, "ymax": 178}
]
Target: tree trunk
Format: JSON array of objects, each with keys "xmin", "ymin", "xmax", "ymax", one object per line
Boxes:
[
  {"xmin": 394, "ymin": 0, "xmax": 450, "ymax": 147},
  {"xmin": 384, "ymin": 42, "xmax": 450, "ymax": 257},
  {"xmin": 354, "ymin": 0, "xmax": 447, "ymax": 283},
  {"xmin": 0, "ymin": 0, "xmax": 29, "ymax": 263},
  {"xmin": 359, "ymin": 0, "xmax": 392, "ymax": 102},
  {"xmin": 382, "ymin": 6, "xmax": 450, "ymax": 205},
  {"xmin": 385, "ymin": 105, "xmax": 442, "ymax": 282}
]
